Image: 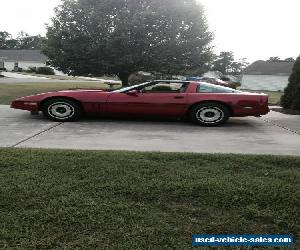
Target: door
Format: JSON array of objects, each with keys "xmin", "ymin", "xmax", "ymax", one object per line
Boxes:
[{"xmin": 106, "ymin": 81, "xmax": 188, "ymax": 117}]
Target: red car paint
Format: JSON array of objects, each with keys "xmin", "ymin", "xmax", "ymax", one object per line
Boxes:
[{"xmin": 11, "ymin": 81, "xmax": 269, "ymax": 118}]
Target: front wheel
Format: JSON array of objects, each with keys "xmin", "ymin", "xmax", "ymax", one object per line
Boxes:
[
  {"xmin": 189, "ymin": 102, "xmax": 230, "ymax": 126},
  {"xmin": 42, "ymin": 98, "xmax": 82, "ymax": 122}
]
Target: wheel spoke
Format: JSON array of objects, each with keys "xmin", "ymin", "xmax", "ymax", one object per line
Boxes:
[
  {"xmin": 196, "ymin": 107, "xmax": 224, "ymax": 124},
  {"xmin": 48, "ymin": 102, "xmax": 75, "ymax": 119}
]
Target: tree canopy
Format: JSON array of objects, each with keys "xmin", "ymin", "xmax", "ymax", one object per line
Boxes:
[
  {"xmin": 268, "ymin": 56, "xmax": 281, "ymax": 62},
  {"xmin": 211, "ymin": 51, "xmax": 249, "ymax": 75},
  {"xmin": 284, "ymin": 57, "xmax": 295, "ymax": 62},
  {"xmin": 44, "ymin": 0, "xmax": 213, "ymax": 85},
  {"xmin": 267, "ymin": 57, "xmax": 295, "ymax": 62},
  {"xmin": 281, "ymin": 55, "xmax": 300, "ymax": 110},
  {"xmin": 0, "ymin": 31, "xmax": 46, "ymax": 50}
]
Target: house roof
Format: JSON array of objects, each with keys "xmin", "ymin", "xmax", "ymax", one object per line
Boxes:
[
  {"xmin": 0, "ymin": 49, "xmax": 48, "ymax": 63},
  {"xmin": 243, "ymin": 60, "xmax": 294, "ymax": 76}
]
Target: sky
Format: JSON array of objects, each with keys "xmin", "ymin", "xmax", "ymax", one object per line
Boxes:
[{"xmin": 0, "ymin": 0, "xmax": 299, "ymax": 62}]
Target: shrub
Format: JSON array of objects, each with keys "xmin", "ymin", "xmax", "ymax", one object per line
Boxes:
[
  {"xmin": 36, "ymin": 67, "xmax": 55, "ymax": 75},
  {"xmin": 128, "ymin": 72, "xmax": 154, "ymax": 85},
  {"xmin": 281, "ymin": 55, "xmax": 300, "ymax": 110},
  {"xmin": 26, "ymin": 66, "xmax": 37, "ymax": 73}
]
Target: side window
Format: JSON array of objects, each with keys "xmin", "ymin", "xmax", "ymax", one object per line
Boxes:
[
  {"xmin": 198, "ymin": 83, "xmax": 237, "ymax": 93},
  {"xmin": 142, "ymin": 82, "xmax": 187, "ymax": 93},
  {"xmin": 198, "ymin": 84, "xmax": 222, "ymax": 93}
]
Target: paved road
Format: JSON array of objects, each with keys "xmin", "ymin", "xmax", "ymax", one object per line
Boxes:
[
  {"xmin": 0, "ymin": 78, "xmax": 109, "ymax": 84},
  {"xmin": 1, "ymin": 72, "xmax": 51, "ymax": 79},
  {"xmin": 0, "ymin": 72, "xmax": 121, "ymax": 84},
  {"xmin": 0, "ymin": 105, "xmax": 299, "ymax": 155}
]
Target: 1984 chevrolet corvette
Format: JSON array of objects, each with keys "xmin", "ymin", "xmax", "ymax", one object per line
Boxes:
[{"xmin": 11, "ymin": 80, "xmax": 269, "ymax": 126}]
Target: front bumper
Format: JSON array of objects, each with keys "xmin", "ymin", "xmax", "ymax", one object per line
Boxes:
[{"xmin": 11, "ymin": 101, "xmax": 39, "ymax": 112}]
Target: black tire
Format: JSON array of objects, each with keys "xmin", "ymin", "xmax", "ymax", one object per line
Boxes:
[
  {"xmin": 42, "ymin": 98, "xmax": 82, "ymax": 122},
  {"xmin": 189, "ymin": 102, "xmax": 230, "ymax": 126}
]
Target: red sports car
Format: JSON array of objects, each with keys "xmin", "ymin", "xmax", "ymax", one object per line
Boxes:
[{"xmin": 11, "ymin": 80, "xmax": 269, "ymax": 126}]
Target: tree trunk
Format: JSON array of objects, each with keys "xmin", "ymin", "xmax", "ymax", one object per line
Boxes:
[{"xmin": 118, "ymin": 72, "xmax": 131, "ymax": 87}]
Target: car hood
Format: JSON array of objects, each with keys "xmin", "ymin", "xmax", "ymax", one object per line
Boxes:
[
  {"xmin": 14, "ymin": 89, "xmax": 110, "ymax": 102},
  {"xmin": 57, "ymin": 89, "xmax": 107, "ymax": 93}
]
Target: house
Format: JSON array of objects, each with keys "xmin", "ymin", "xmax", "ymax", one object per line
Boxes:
[
  {"xmin": 0, "ymin": 49, "xmax": 48, "ymax": 71},
  {"xmin": 241, "ymin": 60, "xmax": 294, "ymax": 91}
]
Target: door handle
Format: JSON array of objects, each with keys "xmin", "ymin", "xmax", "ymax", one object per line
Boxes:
[{"xmin": 174, "ymin": 96, "xmax": 184, "ymax": 99}]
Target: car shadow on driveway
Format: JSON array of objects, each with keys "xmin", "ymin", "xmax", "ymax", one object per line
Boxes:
[{"xmin": 77, "ymin": 115, "xmax": 257, "ymax": 128}]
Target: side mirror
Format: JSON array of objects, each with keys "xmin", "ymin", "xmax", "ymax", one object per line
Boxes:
[{"xmin": 126, "ymin": 90, "xmax": 140, "ymax": 96}]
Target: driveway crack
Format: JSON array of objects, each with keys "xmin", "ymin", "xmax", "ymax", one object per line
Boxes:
[
  {"xmin": 260, "ymin": 117, "xmax": 300, "ymax": 135},
  {"xmin": 11, "ymin": 122, "xmax": 63, "ymax": 147}
]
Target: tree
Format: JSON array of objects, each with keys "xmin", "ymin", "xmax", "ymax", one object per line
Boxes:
[
  {"xmin": 16, "ymin": 31, "xmax": 47, "ymax": 50},
  {"xmin": 229, "ymin": 58, "xmax": 249, "ymax": 75},
  {"xmin": 0, "ymin": 31, "xmax": 18, "ymax": 49},
  {"xmin": 211, "ymin": 51, "xmax": 234, "ymax": 74},
  {"xmin": 284, "ymin": 57, "xmax": 295, "ymax": 62},
  {"xmin": 0, "ymin": 31, "xmax": 10, "ymax": 49},
  {"xmin": 268, "ymin": 56, "xmax": 281, "ymax": 62},
  {"xmin": 281, "ymin": 55, "xmax": 300, "ymax": 110},
  {"xmin": 44, "ymin": 0, "xmax": 213, "ymax": 86},
  {"xmin": 0, "ymin": 31, "xmax": 45, "ymax": 49},
  {"xmin": 211, "ymin": 52, "xmax": 248, "ymax": 75}
]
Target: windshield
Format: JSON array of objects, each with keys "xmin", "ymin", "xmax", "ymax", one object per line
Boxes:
[{"xmin": 113, "ymin": 82, "xmax": 151, "ymax": 93}]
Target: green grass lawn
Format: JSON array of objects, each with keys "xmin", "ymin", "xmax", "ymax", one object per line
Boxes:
[
  {"xmin": 0, "ymin": 148, "xmax": 299, "ymax": 249},
  {"xmin": 0, "ymin": 82, "xmax": 110, "ymax": 105},
  {"xmin": 242, "ymin": 89, "xmax": 283, "ymax": 105},
  {"xmin": 260, "ymin": 90, "xmax": 283, "ymax": 105}
]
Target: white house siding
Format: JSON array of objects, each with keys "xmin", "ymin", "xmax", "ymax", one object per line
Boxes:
[
  {"xmin": 241, "ymin": 75, "xmax": 289, "ymax": 91},
  {"xmin": 4, "ymin": 61, "xmax": 46, "ymax": 71},
  {"xmin": 3, "ymin": 61, "xmax": 65, "ymax": 76}
]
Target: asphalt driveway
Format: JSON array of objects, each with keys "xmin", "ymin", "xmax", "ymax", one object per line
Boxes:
[{"xmin": 0, "ymin": 105, "xmax": 299, "ymax": 155}]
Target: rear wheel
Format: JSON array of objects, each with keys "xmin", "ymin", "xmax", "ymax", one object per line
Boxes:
[
  {"xmin": 189, "ymin": 102, "xmax": 230, "ymax": 126},
  {"xmin": 42, "ymin": 98, "xmax": 82, "ymax": 122}
]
